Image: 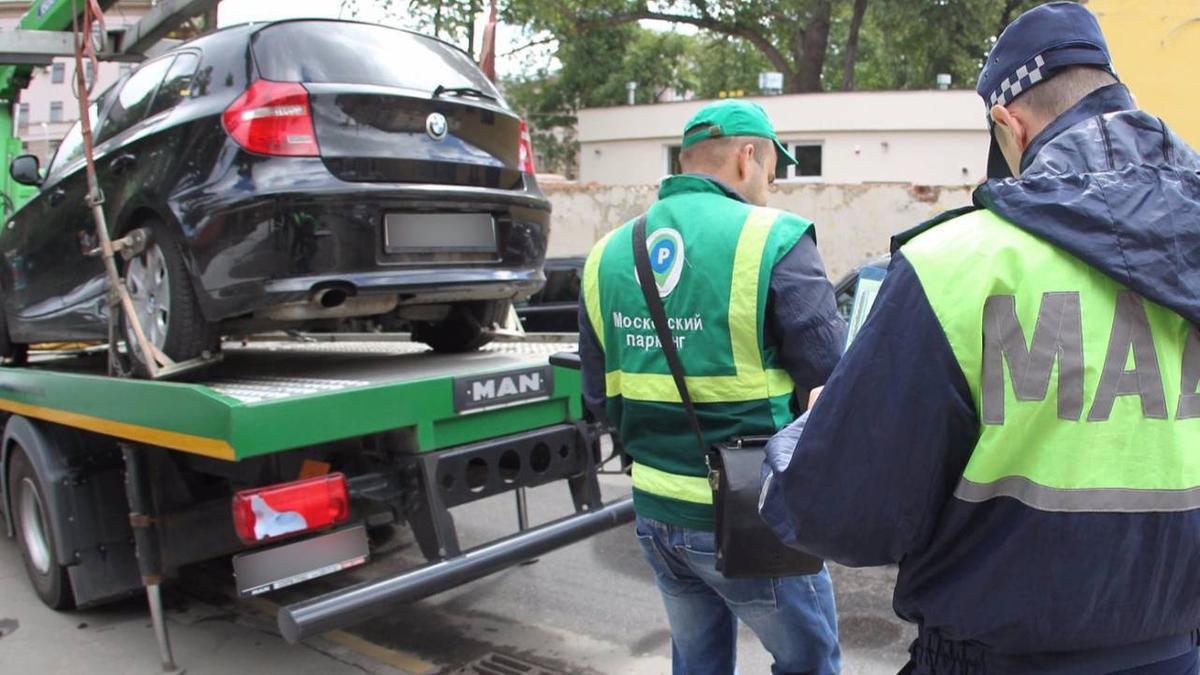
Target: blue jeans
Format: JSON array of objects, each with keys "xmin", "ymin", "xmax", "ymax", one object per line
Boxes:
[{"xmin": 635, "ymin": 515, "xmax": 841, "ymax": 675}]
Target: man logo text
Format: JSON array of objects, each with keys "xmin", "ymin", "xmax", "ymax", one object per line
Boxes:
[{"xmin": 982, "ymin": 291, "xmax": 1200, "ymax": 424}]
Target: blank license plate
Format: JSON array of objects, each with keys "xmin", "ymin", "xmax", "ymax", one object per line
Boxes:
[
  {"xmin": 233, "ymin": 525, "xmax": 369, "ymax": 597},
  {"xmin": 383, "ymin": 212, "xmax": 497, "ymax": 254}
]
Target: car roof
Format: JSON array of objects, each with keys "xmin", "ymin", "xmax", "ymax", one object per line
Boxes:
[{"xmin": 189, "ymin": 18, "xmax": 474, "ymax": 60}]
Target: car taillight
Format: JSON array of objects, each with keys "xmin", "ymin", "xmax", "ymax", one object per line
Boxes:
[
  {"xmin": 222, "ymin": 80, "xmax": 320, "ymax": 157},
  {"xmin": 518, "ymin": 119, "xmax": 536, "ymax": 174},
  {"xmin": 232, "ymin": 473, "xmax": 349, "ymax": 545}
]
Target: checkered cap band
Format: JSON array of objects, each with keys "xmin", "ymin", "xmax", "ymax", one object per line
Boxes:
[{"xmin": 988, "ymin": 54, "xmax": 1046, "ymax": 109}]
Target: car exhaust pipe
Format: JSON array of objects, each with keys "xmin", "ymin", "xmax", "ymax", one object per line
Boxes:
[
  {"xmin": 277, "ymin": 497, "xmax": 635, "ymax": 643},
  {"xmin": 312, "ymin": 288, "xmax": 348, "ymax": 309},
  {"xmin": 257, "ymin": 292, "xmax": 397, "ymax": 322}
]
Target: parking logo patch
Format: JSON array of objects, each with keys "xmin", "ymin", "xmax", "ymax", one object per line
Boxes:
[{"xmin": 646, "ymin": 228, "xmax": 685, "ymax": 297}]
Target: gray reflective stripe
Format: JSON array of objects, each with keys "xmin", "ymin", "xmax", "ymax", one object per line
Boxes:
[
  {"xmin": 982, "ymin": 292, "xmax": 1084, "ymax": 424},
  {"xmin": 955, "ymin": 475, "xmax": 1200, "ymax": 512},
  {"xmin": 1088, "ymin": 291, "xmax": 1168, "ymax": 421},
  {"xmin": 1176, "ymin": 326, "xmax": 1200, "ymax": 420}
]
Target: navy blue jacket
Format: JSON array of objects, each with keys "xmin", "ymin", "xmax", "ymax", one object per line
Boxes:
[
  {"xmin": 578, "ymin": 175, "xmax": 846, "ymax": 423},
  {"xmin": 761, "ymin": 84, "xmax": 1200, "ymax": 672}
]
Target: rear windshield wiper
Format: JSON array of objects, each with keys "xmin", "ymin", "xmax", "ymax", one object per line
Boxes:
[{"xmin": 432, "ymin": 85, "xmax": 498, "ymax": 102}]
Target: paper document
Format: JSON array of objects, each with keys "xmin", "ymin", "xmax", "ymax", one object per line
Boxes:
[{"xmin": 844, "ymin": 265, "xmax": 887, "ymax": 350}]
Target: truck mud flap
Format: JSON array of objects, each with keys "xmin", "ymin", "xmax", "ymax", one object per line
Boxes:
[{"xmin": 277, "ymin": 496, "xmax": 634, "ymax": 643}]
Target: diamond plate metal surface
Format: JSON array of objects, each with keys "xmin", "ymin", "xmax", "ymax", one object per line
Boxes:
[
  {"xmin": 207, "ymin": 376, "xmax": 370, "ymax": 403},
  {"xmin": 225, "ymin": 339, "xmax": 578, "ymax": 358},
  {"xmin": 209, "ymin": 339, "xmax": 578, "ymax": 403}
]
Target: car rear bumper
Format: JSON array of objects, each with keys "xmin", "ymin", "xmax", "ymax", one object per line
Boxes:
[{"xmin": 172, "ymin": 158, "xmax": 551, "ymax": 322}]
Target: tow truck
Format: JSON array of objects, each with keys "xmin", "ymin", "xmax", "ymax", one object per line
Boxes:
[{"xmin": 0, "ymin": 2, "xmax": 633, "ymax": 670}]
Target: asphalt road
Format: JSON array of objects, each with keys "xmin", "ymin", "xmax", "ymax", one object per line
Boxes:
[{"xmin": 1, "ymin": 473, "xmax": 914, "ymax": 674}]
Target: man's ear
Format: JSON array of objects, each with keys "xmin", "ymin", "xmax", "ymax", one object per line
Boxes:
[
  {"xmin": 991, "ymin": 104, "xmax": 1029, "ymax": 152},
  {"xmin": 736, "ymin": 143, "xmax": 755, "ymax": 180}
]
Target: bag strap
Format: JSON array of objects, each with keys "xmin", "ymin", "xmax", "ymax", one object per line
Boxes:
[{"xmin": 631, "ymin": 215, "xmax": 707, "ymax": 455}]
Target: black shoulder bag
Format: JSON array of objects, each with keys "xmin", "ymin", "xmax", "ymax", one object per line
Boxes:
[{"xmin": 631, "ymin": 216, "xmax": 823, "ymax": 578}]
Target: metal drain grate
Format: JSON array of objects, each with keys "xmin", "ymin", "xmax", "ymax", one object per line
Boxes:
[{"xmin": 449, "ymin": 652, "xmax": 566, "ymax": 675}]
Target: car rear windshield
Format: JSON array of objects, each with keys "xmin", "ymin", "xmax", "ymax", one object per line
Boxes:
[{"xmin": 252, "ymin": 21, "xmax": 500, "ymax": 98}]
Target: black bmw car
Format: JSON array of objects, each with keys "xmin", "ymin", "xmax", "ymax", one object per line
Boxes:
[{"xmin": 2, "ymin": 19, "xmax": 550, "ymax": 365}]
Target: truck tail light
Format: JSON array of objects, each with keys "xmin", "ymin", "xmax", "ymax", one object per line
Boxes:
[
  {"xmin": 222, "ymin": 80, "xmax": 320, "ymax": 157},
  {"xmin": 232, "ymin": 473, "xmax": 349, "ymax": 545},
  {"xmin": 518, "ymin": 119, "xmax": 536, "ymax": 174}
]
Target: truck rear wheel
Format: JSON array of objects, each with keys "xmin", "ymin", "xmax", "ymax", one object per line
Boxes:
[{"xmin": 8, "ymin": 446, "xmax": 74, "ymax": 609}]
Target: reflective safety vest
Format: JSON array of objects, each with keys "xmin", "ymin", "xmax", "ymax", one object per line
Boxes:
[
  {"xmin": 904, "ymin": 209, "xmax": 1200, "ymax": 512},
  {"xmin": 582, "ymin": 176, "xmax": 812, "ymax": 529}
]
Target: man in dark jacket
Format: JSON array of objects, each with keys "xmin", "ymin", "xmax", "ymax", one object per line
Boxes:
[
  {"xmin": 580, "ymin": 100, "xmax": 844, "ymax": 674},
  {"xmin": 761, "ymin": 3, "xmax": 1200, "ymax": 673}
]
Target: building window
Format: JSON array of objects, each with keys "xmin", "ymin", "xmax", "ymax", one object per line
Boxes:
[
  {"xmin": 84, "ymin": 61, "xmax": 94, "ymax": 86},
  {"xmin": 667, "ymin": 145, "xmax": 682, "ymax": 175},
  {"xmin": 776, "ymin": 142, "xmax": 823, "ymax": 181},
  {"xmin": 667, "ymin": 141, "xmax": 821, "ymax": 180},
  {"xmin": 793, "ymin": 144, "xmax": 822, "ymax": 178},
  {"xmin": 49, "ymin": 101, "xmax": 63, "ymax": 123},
  {"xmin": 17, "ymin": 103, "xmax": 29, "ymax": 127},
  {"xmin": 51, "ymin": 62, "xmax": 64, "ymax": 84}
]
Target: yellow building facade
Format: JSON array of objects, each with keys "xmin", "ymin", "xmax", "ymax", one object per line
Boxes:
[{"xmin": 1087, "ymin": 0, "xmax": 1200, "ymax": 147}]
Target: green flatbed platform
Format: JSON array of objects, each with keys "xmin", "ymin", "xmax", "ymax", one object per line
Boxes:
[{"xmin": 0, "ymin": 338, "xmax": 582, "ymax": 461}]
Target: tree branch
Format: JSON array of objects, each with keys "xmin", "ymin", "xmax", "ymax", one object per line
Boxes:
[
  {"xmin": 841, "ymin": 0, "xmax": 868, "ymax": 90},
  {"xmin": 500, "ymin": 34, "xmax": 558, "ymax": 58},
  {"xmin": 575, "ymin": 9, "xmax": 794, "ymax": 79}
]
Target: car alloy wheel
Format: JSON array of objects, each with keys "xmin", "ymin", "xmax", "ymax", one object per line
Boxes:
[
  {"xmin": 125, "ymin": 242, "xmax": 172, "ymax": 351},
  {"xmin": 17, "ymin": 475, "xmax": 52, "ymax": 575}
]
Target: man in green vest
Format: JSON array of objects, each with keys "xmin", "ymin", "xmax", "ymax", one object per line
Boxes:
[
  {"xmin": 578, "ymin": 100, "xmax": 844, "ymax": 674},
  {"xmin": 761, "ymin": 3, "xmax": 1200, "ymax": 673}
]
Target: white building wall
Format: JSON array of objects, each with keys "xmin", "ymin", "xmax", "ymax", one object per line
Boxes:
[
  {"xmin": 543, "ymin": 182, "xmax": 975, "ymax": 281},
  {"xmin": 578, "ymin": 91, "xmax": 991, "ymax": 186},
  {"xmin": 0, "ymin": 1, "xmax": 152, "ymax": 164}
]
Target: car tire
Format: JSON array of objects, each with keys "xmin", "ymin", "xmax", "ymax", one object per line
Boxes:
[
  {"xmin": 0, "ymin": 306, "xmax": 27, "ymax": 366},
  {"xmin": 8, "ymin": 446, "xmax": 75, "ymax": 609},
  {"xmin": 413, "ymin": 300, "xmax": 506, "ymax": 353},
  {"xmin": 121, "ymin": 219, "xmax": 217, "ymax": 375}
]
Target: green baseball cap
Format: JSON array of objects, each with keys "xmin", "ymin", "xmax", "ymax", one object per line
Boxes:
[{"xmin": 680, "ymin": 99, "xmax": 797, "ymax": 166}]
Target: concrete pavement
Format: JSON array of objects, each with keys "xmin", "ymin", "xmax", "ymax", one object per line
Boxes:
[{"xmin": 0, "ymin": 474, "xmax": 913, "ymax": 674}]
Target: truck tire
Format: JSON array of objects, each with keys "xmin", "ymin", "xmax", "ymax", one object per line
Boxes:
[
  {"xmin": 7, "ymin": 446, "xmax": 74, "ymax": 609},
  {"xmin": 413, "ymin": 300, "xmax": 506, "ymax": 353},
  {"xmin": 121, "ymin": 219, "xmax": 217, "ymax": 375}
]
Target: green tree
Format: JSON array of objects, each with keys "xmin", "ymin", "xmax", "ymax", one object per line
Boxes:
[
  {"xmin": 845, "ymin": 0, "xmax": 1052, "ymax": 91},
  {"xmin": 341, "ymin": 0, "xmax": 482, "ymax": 51},
  {"xmin": 503, "ymin": 25, "xmax": 700, "ymax": 177},
  {"xmin": 501, "ymin": 0, "xmax": 837, "ymax": 94},
  {"xmin": 690, "ymin": 35, "xmax": 771, "ymax": 99}
]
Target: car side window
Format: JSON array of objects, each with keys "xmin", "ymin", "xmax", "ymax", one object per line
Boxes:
[
  {"xmin": 45, "ymin": 103, "xmax": 97, "ymax": 179},
  {"xmin": 94, "ymin": 56, "xmax": 174, "ymax": 145},
  {"xmin": 146, "ymin": 52, "xmax": 200, "ymax": 118}
]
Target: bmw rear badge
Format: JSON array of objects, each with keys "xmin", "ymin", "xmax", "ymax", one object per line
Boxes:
[{"xmin": 426, "ymin": 113, "xmax": 448, "ymax": 140}]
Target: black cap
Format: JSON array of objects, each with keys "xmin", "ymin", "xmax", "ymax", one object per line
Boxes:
[{"xmin": 977, "ymin": 2, "xmax": 1117, "ymax": 178}]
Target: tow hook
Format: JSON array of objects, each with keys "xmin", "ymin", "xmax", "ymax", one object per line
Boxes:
[{"xmin": 85, "ymin": 226, "xmax": 151, "ymax": 260}]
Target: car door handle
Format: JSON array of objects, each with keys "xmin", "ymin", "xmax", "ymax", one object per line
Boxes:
[
  {"xmin": 48, "ymin": 188, "xmax": 66, "ymax": 206},
  {"xmin": 108, "ymin": 153, "xmax": 137, "ymax": 175}
]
